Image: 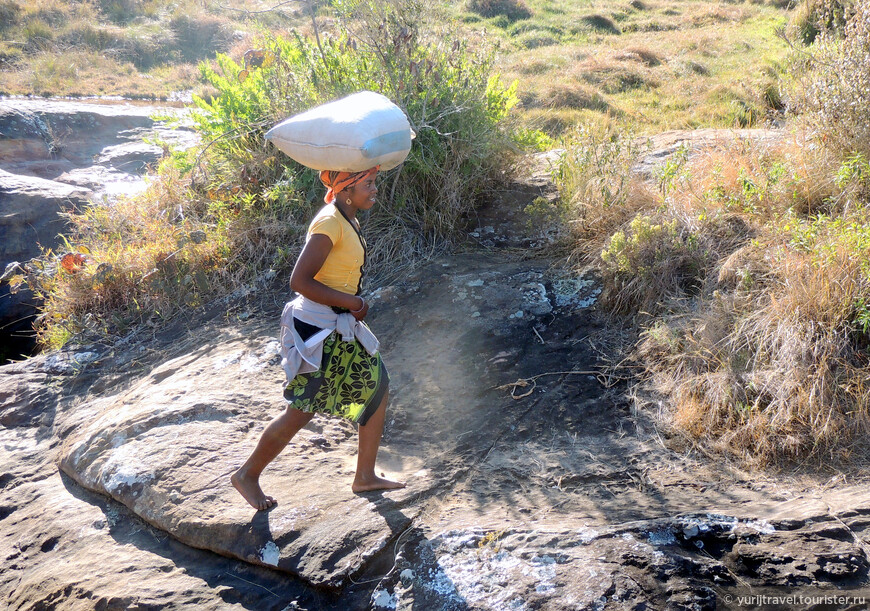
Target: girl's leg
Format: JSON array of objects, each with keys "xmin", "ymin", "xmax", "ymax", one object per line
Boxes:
[
  {"xmin": 352, "ymin": 391, "xmax": 405, "ymax": 492},
  {"xmin": 232, "ymin": 406, "xmax": 314, "ymax": 510}
]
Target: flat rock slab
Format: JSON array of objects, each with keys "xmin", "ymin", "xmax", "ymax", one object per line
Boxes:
[
  {"xmin": 376, "ymin": 511, "xmax": 870, "ymax": 609},
  {"xmin": 54, "ymin": 329, "xmax": 428, "ymax": 588},
  {"xmin": 634, "ymin": 127, "xmax": 785, "ymax": 180},
  {"xmin": 0, "ymin": 98, "xmax": 197, "ymax": 193}
]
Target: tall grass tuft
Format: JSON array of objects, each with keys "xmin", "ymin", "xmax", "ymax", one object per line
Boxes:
[{"xmin": 466, "ymin": 0, "xmax": 532, "ymax": 22}]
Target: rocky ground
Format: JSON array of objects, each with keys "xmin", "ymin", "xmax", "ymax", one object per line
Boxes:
[{"xmin": 3, "ymin": 133, "xmax": 870, "ymax": 610}]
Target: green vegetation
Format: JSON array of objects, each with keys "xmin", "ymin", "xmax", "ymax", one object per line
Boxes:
[
  {"xmin": 556, "ymin": 3, "xmax": 870, "ymax": 467},
  {"xmin": 0, "ymin": 0, "xmax": 298, "ymax": 97},
  {"xmin": 485, "ymin": 0, "xmax": 792, "ymax": 135},
  {"xmin": 1, "ymin": 0, "xmax": 792, "ymax": 134},
  {"xmin": 20, "ymin": 0, "xmax": 518, "ymax": 348}
]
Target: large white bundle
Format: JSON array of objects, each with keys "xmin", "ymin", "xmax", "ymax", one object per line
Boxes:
[{"xmin": 265, "ymin": 91, "xmax": 414, "ymax": 172}]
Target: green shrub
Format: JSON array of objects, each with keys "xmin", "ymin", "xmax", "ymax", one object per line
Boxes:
[
  {"xmin": 600, "ymin": 215, "xmax": 709, "ymax": 315},
  {"xmin": 191, "ymin": 1, "xmax": 517, "ymax": 271},
  {"xmin": 799, "ymin": 5, "xmax": 870, "ymax": 158}
]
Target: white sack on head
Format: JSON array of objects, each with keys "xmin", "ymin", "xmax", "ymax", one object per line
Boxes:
[{"xmin": 265, "ymin": 91, "xmax": 414, "ymax": 172}]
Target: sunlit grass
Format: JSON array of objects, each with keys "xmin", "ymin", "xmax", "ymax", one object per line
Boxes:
[
  {"xmin": 492, "ymin": 0, "xmax": 791, "ymax": 134},
  {"xmin": 0, "ymin": 0, "xmax": 307, "ymax": 98},
  {"xmin": 1, "ymin": 0, "xmax": 793, "ymax": 133}
]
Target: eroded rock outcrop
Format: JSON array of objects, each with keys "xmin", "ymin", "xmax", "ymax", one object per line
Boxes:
[
  {"xmin": 53, "ymin": 328, "xmax": 424, "ymax": 588},
  {"xmin": 0, "ymin": 99, "xmax": 197, "ymax": 358}
]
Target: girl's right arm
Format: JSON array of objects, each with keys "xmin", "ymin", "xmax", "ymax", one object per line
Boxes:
[{"xmin": 290, "ymin": 234, "xmax": 369, "ymax": 320}]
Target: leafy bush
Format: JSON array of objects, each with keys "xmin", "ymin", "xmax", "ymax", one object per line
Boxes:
[
  {"xmin": 797, "ymin": 5, "xmax": 870, "ymax": 159},
  {"xmin": 600, "ymin": 215, "xmax": 710, "ymax": 315},
  {"xmin": 190, "ymin": 0, "xmax": 517, "ymax": 275}
]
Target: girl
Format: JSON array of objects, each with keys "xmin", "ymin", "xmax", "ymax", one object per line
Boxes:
[{"xmin": 232, "ymin": 166, "xmax": 404, "ymax": 511}]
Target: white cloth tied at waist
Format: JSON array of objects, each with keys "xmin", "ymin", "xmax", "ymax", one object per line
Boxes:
[{"xmin": 278, "ymin": 294, "xmax": 379, "ymax": 384}]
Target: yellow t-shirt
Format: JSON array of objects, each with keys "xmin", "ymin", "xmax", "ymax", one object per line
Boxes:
[{"xmin": 307, "ymin": 204, "xmax": 366, "ymax": 295}]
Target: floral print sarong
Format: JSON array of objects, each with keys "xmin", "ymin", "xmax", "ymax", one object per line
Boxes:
[{"xmin": 283, "ymin": 331, "xmax": 388, "ymax": 426}]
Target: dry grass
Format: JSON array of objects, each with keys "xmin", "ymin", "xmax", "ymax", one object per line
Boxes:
[
  {"xmin": 0, "ymin": 0, "xmax": 792, "ymax": 135},
  {"xmin": 558, "ymin": 113, "xmax": 870, "ymax": 466},
  {"xmin": 641, "ymin": 239, "xmax": 870, "ymax": 466},
  {"xmin": 31, "ymin": 170, "xmax": 226, "ymax": 344}
]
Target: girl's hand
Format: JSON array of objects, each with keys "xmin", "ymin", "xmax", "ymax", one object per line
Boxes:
[{"xmin": 350, "ymin": 297, "xmax": 368, "ymax": 321}]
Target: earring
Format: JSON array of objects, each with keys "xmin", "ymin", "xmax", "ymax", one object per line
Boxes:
[{"xmin": 346, "ymin": 198, "xmax": 352, "ymax": 205}]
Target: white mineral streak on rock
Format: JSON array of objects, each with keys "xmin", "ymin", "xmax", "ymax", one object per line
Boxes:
[
  {"xmin": 100, "ymin": 443, "xmax": 154, "ymax": 494},
  {"xmin": 259, "ymin": 541, "xmax": 280, "ymax": 566},
  {"xmin": 371, "ymin": 588, "xmax": 397, "ymax": 609},
  {"xmin": 647, "ymin": 528, "xmax": 677, "ymax": 546},
  {"xmin": 576, "ymin": 526, "xmax": 600, "ymax": 543},
  {"xmin": 417, "ymin": 531, "xmax": 562, "ymax": 609},
  {"xmin": 743, "ymin": 519, "xmax": 776, "ymax": 534},
  {"xmin": 239, "ymin": 353, "xmax": 263, "ymax": 372},
  {"xmin": 212, "ymin": 352, "xmax": 242, "ymax": 370}
]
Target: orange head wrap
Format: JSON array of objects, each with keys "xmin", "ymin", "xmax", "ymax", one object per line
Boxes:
[{"xmin": 319, "ymin": 166, "xmax": 380, "ymax": 204}]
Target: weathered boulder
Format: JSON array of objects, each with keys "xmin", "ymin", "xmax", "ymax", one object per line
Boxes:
[
  {"xmin": 633, "ymin": 128, "xmax": 785, "ymax": 180},
  {"xmin": 0, "ymin": 168, "xmax": 91, "ymax": 262},
  {"xmin": 0, "ymin": 99, "xmax": 196, "ymax": 173},
  {"xmin": 376, "ymin": 511, "xmax": 870, "ymax": 609}
]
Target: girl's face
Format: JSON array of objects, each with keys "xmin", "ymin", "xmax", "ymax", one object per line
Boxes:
[{"xmin": 344, "ymin": 175, "xmax": 378, "ymax": 211}]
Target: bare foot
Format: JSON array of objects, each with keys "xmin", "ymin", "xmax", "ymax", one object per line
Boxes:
[
  {"xmin": 352, "ymin": 474, "xmax": 406, "ymax": 493},
  {"xmin": 231, "ymin": 468, "xmax": 277, "ymax": 510}
]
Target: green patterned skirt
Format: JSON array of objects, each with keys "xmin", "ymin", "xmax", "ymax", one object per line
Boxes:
[{"xmin": 283, "ymin": 331, "xmax": 388, "ymax": 426}]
